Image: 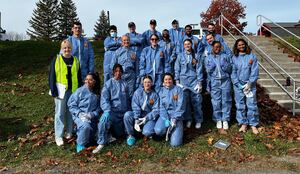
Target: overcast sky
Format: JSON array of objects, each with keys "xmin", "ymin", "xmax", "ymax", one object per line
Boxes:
[{"xmin": 1, "ymin": 0, "xmax": 299, "ymax": 37}]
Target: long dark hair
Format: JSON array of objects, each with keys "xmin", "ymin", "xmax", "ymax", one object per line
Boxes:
[
  {"xmin": 183, "ymin": 38, "xmax": 196, "ymax": 59},
  {"xmin": 233, "ymin": 38, "xmax": 252, "ymax": 56},
  {"xmin": 162, "ymin": 72, "xmax": 175, "ymax": 84},
  {"xmin": 87, "ymin": 72, "xmax": 101, "ymax": 95}
]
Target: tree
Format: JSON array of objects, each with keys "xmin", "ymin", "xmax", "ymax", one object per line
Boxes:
[
  {"xmin": 200, "ymin": 0, "xmax": 247, "ymax": 35},
  {"xmin": 94, "ymin": 10, "xmax": 110, "ymax": 40},
  {"xmin": 27, "ymin": 0, "xmax": 59, "ymax": 41},
  {"xmin": 57, "ymin": 0, "xmax": 79, "ymax": 40}
]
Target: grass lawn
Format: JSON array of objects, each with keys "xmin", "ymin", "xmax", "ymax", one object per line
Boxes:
[{"xmin": 0, "ymin": 40, "xmax": 299, "ymax": 173}]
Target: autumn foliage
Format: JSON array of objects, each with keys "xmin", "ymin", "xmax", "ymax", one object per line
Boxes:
[{"xmin": 200, "ymin": 0, "xmax": 247, "ymax": 35}]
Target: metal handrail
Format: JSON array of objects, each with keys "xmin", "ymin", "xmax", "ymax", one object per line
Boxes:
[
  {"xmin": 257, "ymin": 15, "xmax": 300, "ymax": 40},
  {"xmin": 219, "ymin": 14, "xmax": 299, "ymax": 115}
]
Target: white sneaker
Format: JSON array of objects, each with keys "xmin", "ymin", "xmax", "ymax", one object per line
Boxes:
[
  {"xmin": 186, "ymin": 121, "xmax": 192, "ymax": 128},
  {"xmin": 92, "ymin": 144, "xmax": 104, "ymax": 154},
  {"xmin": 55, "ymin": 137, "xmax": 64, "ymax": 146},
  {"xmin": 65, "ymin": 133, "xmax": 72, "ymax": 139},
  {"xmin": 216, "ymin": 121, "xmax": 222, "ymax": 129},
  {"xmin": 223, "ymin": 121, "xmax": 229, "ymax": 130},
  {"xmin": 195, "ymin": 122, "xmax": 202, "ymax": 129}
]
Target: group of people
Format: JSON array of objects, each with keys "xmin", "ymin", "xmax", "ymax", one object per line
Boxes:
[{"xmin": 48, "ymin": 19, "xmax": 259, "ymax": 153}]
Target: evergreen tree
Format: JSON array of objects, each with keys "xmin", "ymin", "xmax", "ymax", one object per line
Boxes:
[
  {"xmin": 27, "ymin": 0, "xmax": 59, "ymax": 41},
  {"xmin": 94, "ymin": 10, "xmax": 110, "ymax": 40},
  {"xmin": 57, "ymin": 0, "xmax": 79, "ymax": 40}
]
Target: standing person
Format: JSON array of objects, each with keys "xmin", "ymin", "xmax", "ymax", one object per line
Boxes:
[
  {"xmin": 168, "ymin": 19, "xmax": 185, "ymax": 44},
  {"xmin": 154, "ymin": 73, "xmax": 185, "ymax": 147},
  {"xmin": 110, "ymin": 35, "xmax": 137, "ymax": 98},
  {"xmin": 202, "ymin": 23, "xmax": 224, "ymax": 46},
  {"xmin": 175, "ymin": 39, "xmax": 203, "ymax": 129},
  {"xmin": 126, "ymin": 22, "xmax": 144, "ymax": 87},
  {"xmin": 142, "ymin": 19, "xmax": 162, "ymax": 47},
  {"xmin": 205, "ymin": 41, "xmax": 232, "ymax": 130},
  {"xmin": 158, "ymin": 29, "xmax": 176, "ymax": 73},
  {"xmin": 231, "ymin": 39, "xmax": 259, "ymax": 134},
  {"xmin": 68, "ymin": 73, "xmax": 101, "ymax": 153},
  {"xmin": 49, "ymin": 40, "xmax": 82, "ymax": 146},
  {"xmin": 67, "ymin": 22, "xmax": 94, "ymax": 81},
  {"xmin": 93, "ymin": 64, "xmax": 130, "ymax": 153},
  {"xmin": 103, "ymin": 25, "xmax": 122, "ymax": 82},
  {"xmin": 124, "ymin": 75, "xmax": 159, "ymax": 146},
  {"xmin": 139, "ymin": 34, "xmax": 166, "ymax": 92}
]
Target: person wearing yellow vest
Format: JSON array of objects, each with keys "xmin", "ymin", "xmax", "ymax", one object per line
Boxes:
[{"xmin": 49, "ymin": 40, "xmax": 82, "ymax": 146}]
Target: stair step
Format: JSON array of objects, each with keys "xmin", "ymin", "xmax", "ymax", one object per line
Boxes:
[
  {"xmin": 260, "ymin": 72, "xmax": 300, "ymax": 79},
  {"xmin": 277, "ymin": 100, "xmax": 300, "ymax": 110},
  {"xmin": 262, "ymin": 85, "xmax": 294, "ymax": 93}
]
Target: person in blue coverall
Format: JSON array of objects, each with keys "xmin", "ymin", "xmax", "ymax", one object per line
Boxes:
[
  {"xmin": 175, "ymin": 39, "xmax": 203, "ymax": 129},
  {"xmin": 123, "ymin": 75, "xmax": 159, "ymax": 146},
  {"xmin": 126, "ymin": 22, "xmax": 144, "ymax": 87},
  {"xmin": 67, "ymin": 22, "xmax": 94, "ymax": 81},
  {"xmin": 103, "ymin": 25, "xmax": 122, "ymax": 82},
  {"xmin": 93, "ymin": 64, "xmax": 131, "ymax": 153},
  {"xmin": 205, "ymin": 41, "xmax": 232, "ymax": 130},
  {"xmin": 231, "ymin": 38, "xmax": 259, "ymax": 134},
  {"xmin": 158, "ymin": 29, "xmax": 176, "ymax": 73},
  {"xmin": 139, "ymin": 34, "xmax": 167, "ymax": 92},
  {"xmin": 169, "ymin": 19, "xmax": 185, "ymax": 44},
  {"xmin": 110, "ymin": 35, "xmax": 137, "ymax": 98},
  {"xmin": 68, "ymin": 73, "xmax": 101, "ymax": 153},
  {"xmin": 49, "ymin": 40, "xmax": 82, "ymax": 146},
  {"xmin": 142, "ymin": 19, "xmax": 162, "ymax": 47},
  {"xmin": 154, "ymin": 73, "xmax": 185, "ymax": 147},
  {"xmin": 201, "ymin": 23, "xmax": 224, "ymax": 46}
]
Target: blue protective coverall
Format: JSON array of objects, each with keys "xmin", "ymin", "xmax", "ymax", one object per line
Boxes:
[
  {"xmin": 158, "ymin": 39, "xmax": 176, "ymax": 73},
  {"xmin": 124, "ymin": 88, "xmax": 159, "ymax": 137},
  {"xmin": 201, "ymin": 33, "xmax": 224, "ymax": 47},
  {"xmin": 169, "ymin": 27, "xmax": 185, "ymax": 44},
  {"xmin": 103, "ymin": 36, "xmax": 122, "ymax": 82},
  {"xmin": 110, "ymin": 46, "xmax": 138, "ymax": 98},
  {"xmin": 142, "ymin": 29, "xmax": 162, "ymax": 47},
  {"xmin": 139, "ymin": 45, "xmax": 167, "ymax": 92},
  {"xmin": 231, "ymin": 52, "xmax": 259, "ymax": 126},
  {"xmin": 205, "ymin": 52, "xmax": 232, "ymax": 122},
  {"xmin": 67, "ymin": 36, "xmax": 95, "ymax": 81},
  {"xmin": 68, "ymin": 85, "xmax": 101, "ymax": 146},
  {"xmin": 175, "ymin": 35, "xmax": 202, "ymax": 56},
  {"xmin": 174, "ymin": 50, "xmax": 203, "ymax": 124},
  {"xmin": 97, "ymin": 78, "xmax": 131, "ymax": 145},
  {"xmin": 154, "ymin": 85, "xmax": 185, "ymax": 147}
]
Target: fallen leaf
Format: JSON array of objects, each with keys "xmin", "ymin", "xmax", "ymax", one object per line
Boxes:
[{"xmin": 207, "ymin": 137, "xmax": 214, "ymax": 145}]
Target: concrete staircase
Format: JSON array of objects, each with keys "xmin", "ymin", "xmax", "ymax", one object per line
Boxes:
[{"xmin": 223, "ymin": 36, "xmax": 300, "ymax": 114}]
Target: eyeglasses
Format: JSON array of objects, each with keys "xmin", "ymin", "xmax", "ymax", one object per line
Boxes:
[{"xmin": 151, "ymin": 38, "xmax": 158, "ymax": 41}]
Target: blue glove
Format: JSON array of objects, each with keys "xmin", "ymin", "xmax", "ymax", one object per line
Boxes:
[
  {"xmin": 237, "ymin": 83, "xmax": 244, "ymax": 90},
  {"xmin": 100, "ymin": 112, "xmax": 110, "ymax": 123},
  {"xmin": 164, "ymin": 119, "xmax": 171, "ymax": 128}
]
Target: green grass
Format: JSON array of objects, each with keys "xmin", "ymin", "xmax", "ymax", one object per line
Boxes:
[
  {"xmin": 273, "ymin": 36, "xmax": 300, "ymax": 57},
  {"xmin": 0, "ymin": 40, "xmax": 299, "ymax": 171}
]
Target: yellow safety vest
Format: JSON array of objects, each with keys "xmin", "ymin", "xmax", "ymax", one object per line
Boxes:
[{"xmin": 55, "ymin": 55, "xmax": 79, "ymax": 93}]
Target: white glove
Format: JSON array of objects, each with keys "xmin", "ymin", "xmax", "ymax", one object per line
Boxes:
[
  {"xmin": 138, "ymin": 117, "xmax": 147, "ymax": 125},
  {"xmin": 170, "ymin": 118, "xmax": 176, "ymax": 128},
  {"xmin": 243, "ymin": 83, "xmax": 251, "ymax": 93},
  {"xmin": 79, "ymin": 112, "xmax": 91, "ymax": 123},
  {"xmin": 176, "ymin": 80, "xmax": 184, "ymax": 88},
  {"xmin": 194, "ymin": 82, "xmax": 202, "ymax": 93},
  {"xmin": 134, "ymin": 120, "xmax": 142, "ymax": 132}
]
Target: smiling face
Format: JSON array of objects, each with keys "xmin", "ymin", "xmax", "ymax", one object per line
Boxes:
[
  {"xmin": 206, "ymin": 34, "xmax": 215, "ymax": 45},
  {"xmin": 212, "ymin": 43, "xmax": 221, "ymax": 54},
  {"xmin": 85, "ymin": 74, "xmax": 95, "ymax": 90},
  {"xmin": 185, "ymin": 26, "xmax": 192, "ymax": 35},
  {"xmin": 72, "ymin": 24, "xmax": 82, "ymax": 37},
  {"xmin": 61, "ymin": 40, "xmax": 72, "ymax": 58},
  {"xmin": 237, "ymin": 40, "xmax": 246, "ymax": 53},
  {"xmin": 122, "ymin": 35, "xmax": 130, "ymax": 47},
  {"xmin": 113, "ymin": 67, "xmax": 122, "ymax": 80},
  {"xmin": 163, "ymin": 75, "xmax": 173, "ymax": 88},
  {"xmin": 143, "ymin": 78, "xmax": 152, "ymax": 91},
  {"xmin": 150, "ymin": 35, "xmax": 159, "ymax": 46},
  {"xmin": 208, "ymin": 24, "xmax": 215, "ymax": 33},
  {"xmin": 184, "ymin": 40, "xmax": 192, "ymax": 52}
]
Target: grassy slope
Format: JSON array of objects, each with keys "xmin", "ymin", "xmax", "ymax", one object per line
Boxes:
[{"xmin": 0, "ymin": 41, "xmax": 299, "ymax": 172}]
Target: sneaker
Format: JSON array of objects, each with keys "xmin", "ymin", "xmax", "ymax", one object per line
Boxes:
[
  {"xmin": 76, "ymin": 144, "xmax": 85, "ymax": 153},
  {"xmin": 126, "ymin": 135, "xmax": 136, "ymax": 146},
  {"xmin": 55, "ymin": 137, "xmax": 64, "ymax": 146},
  {"xmin": 223, "ymin": 121, "xmax": 229, "ymax": 130},
  {"xmin": 92, "ymin": 144, "xmax": 104, "ymax": 154},
  {"xmin": 216, "ymin": 121, "xmax": 222, "ymax": 129},
  {"xmin": 239, "ymin": 124, "xmax": 247, "ymax": 132},
  {"xmin": 195, "ymin": 122, "xmax": 202, "ymax": 129},
  {"xmin": 186, "ymin": 121, "xmax": 192, "ymax": 128},
  {"xmin": 65, "ymin": 133, "xmax": 72, "ymax": 139},
  {"xmin": 108, "ymin": 135, "xmax": 117, "ymax": 143},
  {"xmin": 251, "ymin": 126, "xmax": 259, "ymax": 135}
]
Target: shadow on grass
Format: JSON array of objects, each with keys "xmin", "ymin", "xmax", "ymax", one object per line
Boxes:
[{"xmin": 0, "ymin": 117, "xmax": 28, "ymax": 141}]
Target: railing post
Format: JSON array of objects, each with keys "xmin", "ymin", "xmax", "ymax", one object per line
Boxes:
[
  {"xmin": 220, "ymin": 15, "xmax": 223, "ymax": 36},
  {"xmin": 293, "ymin": 81, "xmax": 296, "ymax": 116}
]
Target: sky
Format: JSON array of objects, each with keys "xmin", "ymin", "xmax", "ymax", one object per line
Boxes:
[{"xmin": 0, "ymin": 0, "xmax": 300, "ymax": 37}]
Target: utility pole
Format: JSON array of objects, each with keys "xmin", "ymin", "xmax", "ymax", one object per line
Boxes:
[
  {"xmin": 107, "ymin": 11, "xmax": 110, "ymax": 26},
  {"xmin": 0, "ymin": 12, "xmax": 6, "ymax": 34}
]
